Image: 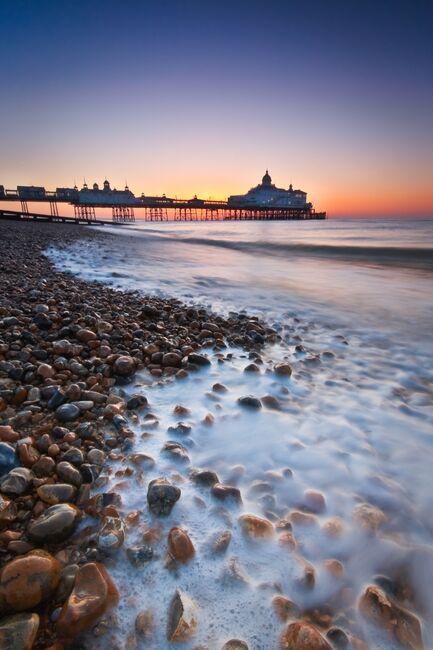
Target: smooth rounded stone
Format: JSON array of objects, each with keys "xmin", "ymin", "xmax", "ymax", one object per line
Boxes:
[
  {"xmin": 167, "ymin": 589, "xmax": 198, "ymax": 641},
  {"xmin": 167, "ymin": 422, "xmax": 192, "ymax": 436},
  {"xmin": 0, "ymin": 550, "xmax": 61, "ymax": 611},
  {"xmin": 37, "ymin": 483, "xmax": 76, "ymax": 505},
  {"xmin": 212, "ymin": 383, "xmax": 228, "ymax": 393},
  {"xmin": 272, "ymin": 595, "xmax": 300, "ymax": 622},
  {"xmin": 147, "ymin": 477, "xmax": 181, "ymax": 516},
  {"xmin": 162, "ymin": 441, "xmax": 190, "ymax": 463},
  {"xmin": 62, "ymin": 448, "xmax": 84, "ymax": 466},
  {"xmin": 359, "ymin": 585, "xmax": 424, "ymax": 650},
  {"xmin": 27, "ymin": 504, "xmax": 81, "ymax": 544},
  {"xmin": 113, "ymin": 355, "xmax": 136, "ymax": 377},
  {"xmin": 128, "ymin": 452, "xmax": 155, "ymax": 468},
  {"xmin": 55, "ymin": 564, "xmax": 79, "ymax": 603},
  {"xmin": 211, "ymin": 483, "xmax": 242, "ymax": 503},
  {"xmin": 32, "ymin": 455, "xmax": 55, "ymax": 477},
  {"xmin": 52, "ymin": 339, "xmax": 73, "ymax": 355},
  {"xmin": 0, "ymin": 426, "xmax": 19, "ymax": 444},
  {"xmin": 56, "ymin": 562, "xmax": 119, "ymax": 638},
  {"xmin": 0, "ymin": 467, "xmax": 32, "ymax": 496},
  {"xmin": 47, "ymin": 389, "xmax": 66, "ymax": 410},
  {"xmin": 239, "ymin": 514, "xmax": 274, "ymax": 539},
  {"xmin": 87, "ymin": 448, "xmax": 105, "ymax": 466},
  {"xmin": 80, "ymin": 463, "xmax": 99, "ymax": 484},
  {"xmin": 126, "ymin": 545, "xmax": 154, "ymax": 567},
  {"xmin": 76, "ymin": 421, "xmax": 96, "ymax": 440},
  {"xmin": 190, "ymin": 468, "xmax": 220, "ymax": 486},
  {"xmin": 135, "ymin": 609, "xmax": 154, "ymax": 639},
  {"xmin": 187, "ymin": 353, "xmax": 211, "ymax": 367},
  {"xmin": 76, "ymin": 328, "xmax": 97, "ymax": 343},
  {"xmin": 0, "ymin": 613, "xmax": 39, "ymax": 650},
  {"xmin": 65, "ymin": 383, "xmax": 81, "ymax": 401},
  {"xmin": 222, "ymin": 640, "xmax": 249, "ymax": 650},
  {"xmin": 162, "ymin": 352, "xmax": 182, "ymax": 367},
  {"xmin": 237, "ymin": 395, "xmax": 262, "ymax": 409},
  {"xmin": 326, "ymin": 627, "xmax": 350, "ymax": 649},
  {"xmin": 303, "ymin": 489, "xmax": 326, "ymax": 514},
  {"xmin": 0, "ymin": 495, "xmax": 17, "ymax": 526},
  {"xmin": 0, "ymin": 443, "xmax": 19, "ymax": 478},
  {"xmin": 210, "ymin": 530, "xmax": 232, "ymax": 554},
  {"xmin": 74, "ymin": 400, "xmax": 94, "ymax": 412},
  {"xmin": 55, "ymin": 403, "xmax": 80, "ymax": 422},
  {"xmin": 56, "ymin": 461, "xmax": 83, "ymax": 487},
  {"xmin": 280, "ymin": 621, "xmax": 333, "ymax": 649},
  {"xmin": 27, "ymin": 387, "xmax": 41, "ymax": 402},
  {"xmin": 97, "ymin": 516, "xmax": 125, "ymax": 551},
  {"xmin": 244, "ymin": 363, "xmax": 260, "ymax": 373},
  {"xmin": 352, "ymin": 502, "xmax": 386, "ymax": 532},
  {"xmin": 168, "ymin": 527, "xmax": 195, "ymax": 563},
  {"xmin": 127, "ymin": 394, "xmax": 148, "ymax": 410},
  {"xmin": 37, "ymin": 363, "xmax": 55, "ymax": 379},
  {"xmin": 273, "ymin": 362, "xmax": 292, "ymax": 377}
]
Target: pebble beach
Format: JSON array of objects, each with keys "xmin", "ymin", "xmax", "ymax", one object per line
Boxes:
[{"xmin": 0, "ymin": 218, "xmax": 432, "ymax": 650}]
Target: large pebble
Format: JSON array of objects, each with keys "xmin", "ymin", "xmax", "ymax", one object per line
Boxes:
[
  {"xmin": 0, "ymin": 442, "xmax": 19, "ymax": 478},
  {"xmin": 27, "ymin": 504, "xmax": 81, "ymax": 544},
  {"xmin": 168, "ymin": 527, "xmax": 195, "ymax": 563},
  {"xmin": 147, "ymin": 477, "xmax": 181, "ymax": 516},
  {"xmin": 0, "ymin": 550, "xmax": 61, "ymax": 611},
  {"xmin": 239, "ymin": 514, "xmax": 274, "ymax": 539},
  {"xmin": 167, "ymin": 589, "xmax": 197, "ymax": 641},
  {"xmin": 1, "ymin": 467, "xmax": 32, "ymax": 496},
  {"xmin": 55, "ymin": 403, "xmax": 80, "ymax": 422},
  {"xmin": 113, "ymin": 355, "xmax": 135, "ymax": 377},
  {"xmin": 280, "ymin": 621, "xmax": 332, "ymax": 649},
  {"xmin": 36, "ymin": 483, "xmax": 76, "ymax": 505},
  {"xmin": 0, "ymin": 613, "xmax": 39, "ymax": 650}
]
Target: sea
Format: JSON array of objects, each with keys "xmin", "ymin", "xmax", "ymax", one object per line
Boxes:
[{"xmin": 47, "ymin": 217, "xmax": 433, "ymax": 649}]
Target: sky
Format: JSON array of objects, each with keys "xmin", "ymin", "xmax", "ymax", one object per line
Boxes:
[{"xmin": 0, "ymin": 0, "xmax": 432, "ymax": 216}]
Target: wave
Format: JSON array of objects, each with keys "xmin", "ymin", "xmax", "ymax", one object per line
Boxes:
[{"xmin": 133, "ymin": 231, "xmax": 433, "ymax": 269}]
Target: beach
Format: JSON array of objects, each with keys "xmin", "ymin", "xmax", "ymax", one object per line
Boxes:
[{"xmin": 1, "ymin": 218, "xmax": 433, "ymax": 649}]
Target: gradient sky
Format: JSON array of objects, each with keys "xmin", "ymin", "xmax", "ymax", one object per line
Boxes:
[{"xmin": 1, "ymin": 0, "xmax": 432, "ymax": 216}]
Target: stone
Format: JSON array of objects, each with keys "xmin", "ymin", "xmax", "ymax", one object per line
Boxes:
[
  {"xmin": 353, "ymin": 503, "xmax": 386, "ymax": 532},
  {"xmin": 162, "ymin": 352, "xmax": 182, "ymax": 367},
  {"xmin": 55, "ymin": 403, "xmax": 80, "ymax": 422},
  {"xmin": 1, "ymin": 467, "xmax": 32, "ymax": 496},
  {"xmin": 326, "ymin": 627, "xmax": 350, "ymax": 649},
  {"xmin": 135, "ymin": 609, "xmax": 154, "ymax": 639},
  {"xmin": 97, "ymin": 516, "xmax": 125, "ymax": 551},
  {"xmin": 167, "ymin": 589, "xmax": 197, "ymax": 641},
  {"xmin": 239, "ymin": 514, "xmax": 274, "ymax": 539},
  {"xmin": 113, "ymin": 355, "xmax": 136, "ymax": 377},
  {"xmin": 211, "ymin": 530, "xmax": 232, "ymax": 554},
  {"xmin": 0, "ymin": 442, "xmax": 19, "ymax": 478},
  {"xmin": 56, "ymin": 563, "xmax": 118, "ymax": 638},
  {"xmin": 222, "ymin": 641, "xmax": 249, "ymax": 650},
  {"xmin": 37, "ymin": 363, "xmax": 55, "ymax": 379},
  {"xmin": 126, "ymin": 545, "xmax": 154, "ymax": 567},
  {"xmin": 36, "ymin": 483, "xmax": 76, "ymax": 505},
  {"xmin": 0, "ymin": 495, "xmax": 17, "ymax": 527},
  {"xmin": 27, "ymin": 504, "xmax": 81, "ymax": 544},
  {"xmin": 237, "ymin": 395, "xmax": 262, "ymax": 409},
  {"xmin": 274, "ymin": 363, "xmax": 292, "ymax": 377},
  {"xmin": 211, "ymin": 483, "xmax": 242, "ymax": 503},
  {"xmin": 162, "ymin": 441, "xmax": 190, "ymax": 463},
  {"xmin": 127, "ymin": 394, "xmax": 148, "ymax": 410},
  {"xmin": 147, "ymin": 477, "xmax": 181, "ymax": 516},
  {"xmin": 359, "ymin": 585, "xmax": 424, "ymax": 650},
  {"xmin": 272, "ymin": 595, "xmax": 300, "ymax": 621},
  {"xmin": 0, "ymin": 613, "xmax": 39, "ymax": 650},
  {"xmin": 280, "ymin": 621, "xmax": 332, "ymax": 650},
  {"xmin": 76, "ymin": 329, "xmax": 97, "ymax": 343},
  {"xmin": 0, "ymin": 426, "xmax": 19, "ymax": 444},
  {"xmin": 191, "ymin": 468, "xmax": 220, "ymax": 486},
  {"xmin": 188, "ymin": 353, "xmax": 211, "ymax": 366},
  {"xmin": 168, "ymin": 527, "xmax": 195, "ymax": 563},
  {"xmin": 0, "ymin": 550, "xmax": 61, "ymax": 611},
  {"xmin": 56, "ymin": 461, "xmax": 83, "ymax": 487},
  {"xmin": 303, "ymin": 489, "xmax": 326, "ymax": 513},
  {"xmin": 167, "ymin": 422, "xmax": 192, "ymax": 436}
]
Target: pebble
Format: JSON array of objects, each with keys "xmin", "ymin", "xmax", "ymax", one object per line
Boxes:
[
  {"xmin": 190, "ymin": 468, "xmax": 220, "ymax": 486},
  {"xmin": 0, "ymin": 550, "xmax": 61, "ymax": 611},
  {"xmin": 168, "ymin": 527, "xmax": 195, "ymax": 563},
  {"xmin": 211, "ymin": 483, "xmax": 242, "ymax": 503},
  {"xmin": 167, "ymin": 589, "xmax": 198, "ymax": 641},
  {"xmin": 280, "ymin": 621, "xmax": 332, "ymax": 649},
  {"xmin": 27, "ymin": 503, "xmax": 81, "ymax": 544},
  {"xmin": 55, "ymin": 403, "xmax": 80, "ymax": 422},
  {"xmin": 36, "ymin": 483, "xmax": 77, "ymax": 504},
  {"xmin": 126, "ymin": 545, "xmax": 154, "ymax": 567},
  {"xmin": 237, "ymin": 395, "xmax": 262, "ymax": 409},
  {"xmin": 0, "ymin": 442, "xmax": 19, "ymax": 478},
  {"xmin": 0, "ymin": 613, "xmax": 39, "ymax": 650},
  {"xmin": 0, "ymin": 467, "xmax": 32, "ymax": 495},
  {"xmin": 147, "ymin": 477, "xmax": 181, "ymax": 516},
  {"xmin": 239, "ymin": 514, "xmax": 274, "ymax": 539},
  {"xmin": 222, "ymin": 641, "xmax": 249, "ymax": 650}
]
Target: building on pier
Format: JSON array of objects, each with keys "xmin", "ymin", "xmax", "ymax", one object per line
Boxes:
[
  {"xmin": 77, "ymin": 179, "xmax": 135, "ymax": 205},
  {"xmin": 228, "ymin": 171, "xmax": 310, "ymax": 209}
]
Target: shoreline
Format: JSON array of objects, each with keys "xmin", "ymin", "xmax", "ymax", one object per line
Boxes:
[{"xmin": 0, "ymin": 220, "xmax": 278, "ymax": 648}]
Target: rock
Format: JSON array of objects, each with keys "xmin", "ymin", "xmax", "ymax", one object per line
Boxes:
[
  {"xmin": 0, "ymin": 613, "xmax": 39, "ymax": 650},
  {"xmin": 188, "ymin": 353, "xmax": 211, "ymax": 367},
  {"xmin": 167, "ymin": 422, "xmax": 192, "ymax": 436},
  {"xmin": 27, "ymin": 503, "xmax": 81, "ymax": 544},
  {"xmin": 32, "ymin": 455, "xmax": 55, "ymax": 477},
  {"xmin": 168, "ymin": 527, "xmax": 195, "ymax": 563},
  {"xmin": 353, "ymin": 503, "xmax": 386, "ymax": 532},
  {"xmin": 326, "ymin": 627, "xmax": 350, "ymax": 649},
  {"xmin": 191, "ymin": 468, "xmax": 220, "ymax": 486},
  {"xmin": 222, "ymin": 641, "xmax": 249, "ymax": 650},
  {"xmin": 261, "ymin": 395, "xmax": 281, "ymax": 409},
  {"xmin": 0, "ymin": 443, "xmax": 19, "ymax": 478},
  {"xmin": 272, "ymin": 596, "xmax": 300, "ymax": 621},
  {"xmin": 55, "ymin": 403, "xmax": 80, "ymax": 422},
  {"xmin": 36, "ymin": 483, "xmax": 76, "ymax": 505},
  {"xmin": 1, "ymin": 467, "xmax": 32, "ymax": 496},
  {"xmin": 126, "ymin": 545, "xmax": 153, "ymax": 567},
  {"xmin": 113, "ymin": 355, "xmax": 136, "ymax": 377},
  {"xmin": 239, "ymin": 514, "xmax": 274, "ymax": 539},
  {"xmin": 135, "ymin": 609, "xmax": 154, "ymax": 639},
  {"xmin": 303, "ymin": 489, "xmax": 326, "ymax": 514},
  {"xmin": 244, "ymin": 363, "xmax": 260, "ymax": 373},
  {"xmin": 56, "ymin": 563, "xmax": 118, "ymax": 638},
  {"xmin": 167, "ymin": 589, "xmax": 197, "ymax": 641},
  {"xmin": 97, "ymin": 516, "xmax": 125, "ymax": 551},
  {"xmin": 162, "ymin": 441, "xmax": 190, "ymax": 463},
  {"xmin": 127, "ymin": 394, "xmax": 148, "ymax": 410},
  {"xmin": 37, "ymin": 363, "xmax": 55, "ymax": 379},
  {"xmin": 147, "ymin": 477, "xmax": 181, "ymax": 516},
  {"xmin": 56, "ymin": 461, "xmax": 83, "ymax": 487},
  {"xmin": 211, "ymin": 483, "xmax": 242, "ymax": 503},
  {"xmin": 280, "ymin": 621, "xmax": 332, "ymax": 649},
  {"xmin": 0, "ymin": 550, "xmax": 61, "ymax": 611},
  {"xmin": 274, "ymin": 363, "xmax": 292, "ymax": 377},
  {"xmin": 359, "ymin": 585, "xmax": 424, "ymax": 650},
  {"xmin": 76, "ymin": 328, "xmax": 97, "ymax": 343},
  {"xmin": 162, "ymin": 352, "xmax": 182, "ymax": 367},
  {"xmin": 211, "ymin": 530, "xmax": 232, "ymax": 554},
  {"xmin": 0, "ymin": 426, "xmax": 19, "ymax": 444},
  {"xmin": 0, "ymin": 495, "xmax": 17, "ymax": 527},
  {"xmin": 237, "ymin": 395, "xmax": 262, "ymax": 409}
]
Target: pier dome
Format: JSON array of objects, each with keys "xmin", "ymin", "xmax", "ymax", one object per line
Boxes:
[{"xmin": 262, "ymin": 170, "xmax": 272, "ymax": 186}]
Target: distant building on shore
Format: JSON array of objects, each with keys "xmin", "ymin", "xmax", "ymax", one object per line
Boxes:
[{"xmin": 228, "ymin": 171, "xmax": 310, "ymax": 209}]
